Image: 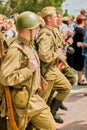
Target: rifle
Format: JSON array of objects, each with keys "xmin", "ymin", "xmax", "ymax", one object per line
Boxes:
[
  {"xmin": 4, "ymin": 87, "xmax": 18, "ymax": 130},
  {"xmin": 0, "ymin": 37, "xmax": 18, "ymax": 130},
  {"xmin": 0, "ymin": 37, "xmax": 4, "ymax": 61}
]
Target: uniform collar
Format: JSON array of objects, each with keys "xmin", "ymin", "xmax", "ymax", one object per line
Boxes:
[{"xmin": 17, "ymin": 35, "xmax": 33, "ymax": 46}]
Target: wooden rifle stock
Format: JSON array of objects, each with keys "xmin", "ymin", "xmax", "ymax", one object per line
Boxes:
[
  {"xmin": 0, "ymin": 37, "xmax": 4, "ymax": 61},
  {"xmin": 5, "ymin": 87, "xmax": 18, "ymax": 130},
  {"xmin": 0, "ymin": 38, "xmax": 18, "ymax": 130}
]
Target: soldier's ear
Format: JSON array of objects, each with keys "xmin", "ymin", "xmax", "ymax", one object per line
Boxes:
[{"xmin": 46, "ymin": 16, "xmax": 51, "ymax": 22}]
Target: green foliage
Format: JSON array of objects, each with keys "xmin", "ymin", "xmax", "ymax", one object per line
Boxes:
[
  {"xmin": 71, "ymin": 15, "xmax": 75, "ymax": 20},
  {"xmin": 63, "ymin": 9, "xmax": 69, "ymax": 16},
  {"xmin": 51, "ymin": 0, "xmax": 65, "ymax": 8},
  {"xmin": 0, "ymin": 0, "xmax": 65, "ymax": 16}
]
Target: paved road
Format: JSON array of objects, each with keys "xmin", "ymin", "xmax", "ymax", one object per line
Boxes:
[{"xmin": 56, "ymin": 84, "xmax": 87, "ymax": 130}]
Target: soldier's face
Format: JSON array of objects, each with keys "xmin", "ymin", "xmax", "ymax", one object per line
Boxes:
[
  {"xmin": 0, "ymin": 20, "xmax": 4, "ymax": 29},
  {"xmin": 31, "ymin": 27, "xmax": 40, "ymax": 39},
  {"xmin": 57, "ymin": 14, "xmax": 63, "ymax": 25},
  {"xmin": 49, "ymin": 13, "xmax": 58, "ymax": 27},
  {"xmin": 19, "ymin": 28, "xmax": 39, "ymax": 41}
]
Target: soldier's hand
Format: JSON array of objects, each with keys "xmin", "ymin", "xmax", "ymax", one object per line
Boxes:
[
  {"xmin": 28, "ymin": 58, "xmax": 38, "ymax": 72},
  {"xmin": 59, "ymin": 54, "xmax": 66, "ymax": 62},
  {"xmin": 56, "ymin": 48, "xmax": 63, "ymax": 55},
  {"xmin": 56, "ymin": 48, "xmax": 66, "ymax": 58},
  {"xmin": 66, "ymin": 37, "xmax": 73, "ymax": 45}
]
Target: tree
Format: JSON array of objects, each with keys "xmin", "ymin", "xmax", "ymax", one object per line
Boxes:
[
  {"xmin": 63, "ymin": 9, "xmax": 69, "ymax": 16},
  {"xmin": 0, "ymin": 0, "xmax": 65, "ymax": 16},
  {"xmin": 51, "ymin": 0, "xmax": 65, "ymax": 8}
]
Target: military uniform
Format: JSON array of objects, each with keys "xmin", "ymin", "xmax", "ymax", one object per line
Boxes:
[
  {"xmin": 0, "ymin": 22, "xmax": 17, "ymax": 129},
  {"xmin": 37, "ymin": 27, "xmax": 72, "ymax": 102},
  {"xmin": 0, "ymin": 15, "xmax": 17, "ymax": 130},
  {"xmin": 0, "ymin": 28, "xmax": 16, "ymax": 119},
  {"xmin": 36, "ymin": 6, "xmax": 75, "ymax": 123},
  {"xmin": 52, "ymin": 27, "xmax": 76, "ymax": 86},
  {"xmin": 0, "ymin": 11, "xmax": 56, "ymax": 130}
]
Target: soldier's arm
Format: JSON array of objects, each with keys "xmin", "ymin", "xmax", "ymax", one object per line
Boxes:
[
  {"xmin": 37, "ymin": 32, "xmax": 60, "ymax": 63},
  {"xmin": 0, "ymin": 47, "xmax": 32, "ymax": 86}
]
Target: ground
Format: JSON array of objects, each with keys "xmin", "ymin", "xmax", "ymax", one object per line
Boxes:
[{"xmin": 56, "ymin": 84, "xmax": 87, "ymax": 130}]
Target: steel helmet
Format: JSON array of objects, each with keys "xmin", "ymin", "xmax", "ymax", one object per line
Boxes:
[{"xmin": 16, "ymin": 11, "xmax": 41, "ymax": 31}]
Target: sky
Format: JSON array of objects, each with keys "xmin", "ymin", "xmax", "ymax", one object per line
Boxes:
[{"xmin": 62, "ymin": 0, "xmax": 87, "ymax": 17}]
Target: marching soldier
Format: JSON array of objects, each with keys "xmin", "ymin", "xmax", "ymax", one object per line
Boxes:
[
  {"xmin": 0, "ymin": 11, "xmax": 56, "ymax": 130},
  {"xmin": 0, "ymin": 16, "xmax": 17, "ymax": 130},
  {"xmin": 36, "ymin": 6, "xmax": 75, "ymax": 123}
]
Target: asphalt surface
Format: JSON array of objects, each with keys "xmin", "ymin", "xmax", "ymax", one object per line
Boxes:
[{"xmin": 56, "ymin": 84, "xmax": 87, "ymax": 130}]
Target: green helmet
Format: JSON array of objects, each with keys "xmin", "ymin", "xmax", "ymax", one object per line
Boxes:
[{"xmin": 16, "ymin": 11, "xmax": 41, "ymax": 31}]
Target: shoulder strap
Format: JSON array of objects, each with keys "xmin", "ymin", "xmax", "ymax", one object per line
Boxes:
[
  {"xmin": 0, "ymin": 37, "xmax": 5, "ymax": 62},
  {"xmin": 15, "ymin": 42, "xmax": 31, "ymax": 59}
]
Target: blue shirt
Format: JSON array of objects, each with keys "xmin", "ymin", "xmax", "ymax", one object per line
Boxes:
[{"xmin": 82, "ymin": 28, "xmax": 87, "ymax": 57}]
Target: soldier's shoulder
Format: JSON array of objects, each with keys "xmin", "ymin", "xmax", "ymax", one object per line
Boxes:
[
  {"xmin": 0, "ymin": 31, "xmax": 5, "ymax": 40},
  {"xmin": 53, "ymin": 28, "xmax": 60, "ymax": 34},
  {"xmin": 8, "ymin": 39, "xmax": 19, "ymax": 49},
  {"xmin": 39, "ymin": 27, "xmax": 51, "ymax": 36},
  {"xmin": 36, "ymin": 27, "xmax": 53, "ymax": 44},
  {"xmin": 10, "ymin": 40, "xmax": 26, "ymax": 54}
]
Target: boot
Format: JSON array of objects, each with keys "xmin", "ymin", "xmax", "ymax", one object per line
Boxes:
[
  {"xmin": 50, "ymin": 98, "xmax": 64, "ymax": 123},
  {"xmin": 60, "ymin": 103, "xmax": 68, "ymax": 111}
]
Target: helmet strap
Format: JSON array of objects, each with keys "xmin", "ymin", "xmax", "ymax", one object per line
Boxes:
[{"xmin": 29, "ymin": 29, "xmax": 33, "ymax": 46}]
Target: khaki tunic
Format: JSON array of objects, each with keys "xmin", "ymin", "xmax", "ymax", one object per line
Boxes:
[
  {"xmin": 53, "ymin": 28, "xmax": 76, "ymax": 85},
  {"xmin": 36, "ymin": 27, "xmax": 72, "ymax": 102},
  {"xmin": 0, "ymin": 31, "xmax": 16, "ymax": 118},
  {"xmin": 0, "ymin": 38, "xmax": 56, "ymax": 130}
]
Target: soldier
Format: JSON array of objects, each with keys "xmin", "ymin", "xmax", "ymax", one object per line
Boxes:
[
  {"xmin": 57, "ymin": 12, "xmax": 76, "ymax": 110},
  {"xmin": 0, "ymin": 11, "xmax": 56, "ymax": 130},
  {"xmin": 0, "ymin": 16, "xmax": 17, "ymax": 130},
  {"xmin": 36, "ymin": 6, "xmax": 75, "ymax": 124}
]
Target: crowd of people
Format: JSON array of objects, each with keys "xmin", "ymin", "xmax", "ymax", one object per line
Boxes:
[
  {"xmin": 61, "ymin": 9, "xmax": 87, "ymax": 85},
  {"xmin": 0, "ymin": 6, "xmax": 87, "ymax": 130}
]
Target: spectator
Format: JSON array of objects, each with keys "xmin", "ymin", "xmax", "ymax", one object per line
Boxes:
[{"xmin": 72, "ymin": 15, "xmax": 85, "ymax": 85}]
